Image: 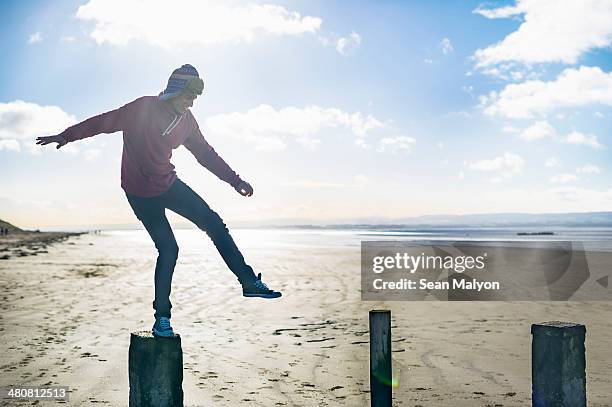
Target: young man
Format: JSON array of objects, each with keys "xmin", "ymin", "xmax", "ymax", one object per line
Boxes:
[{"xmin": 37, "ymin": 64, "xmax": 281, "ymax": 337}]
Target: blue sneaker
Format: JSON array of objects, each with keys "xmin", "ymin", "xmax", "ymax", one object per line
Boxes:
[
  {"xmin": 242, "ymin": 273, "xmax": 282, "ymax": 299},
  {"xmin": 152, "ymin": 316, "xmax": 174, "ymax": 337}
]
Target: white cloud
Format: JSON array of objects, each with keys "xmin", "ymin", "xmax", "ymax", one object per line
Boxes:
[
  {"xmin": 354, "ymin": 138, "xmax": 370, "ymax": 149},
  {"xmin": 467, "ymin": 152, "xmax": 524, "ymax": 177},
  {"xmin": 76, "ymin": 0, "xmax": 322, "ymax": 48},
  {"xmin": 547, "ymin": 186, "xmax": 612, "ymax": 207},
  {"xmin": 505, "ymin": 121, "xmax": 603, "ymax": 150},
  {"xmin": 510, "ymin": 70, "xmax": 526, "ymax": 81},
  {"xmin": 28, "ymin": 32, "xmax": 42, "ymax": 44},
  {"xmin": 482, "ymin": 66, "xmax": 612, "ymax": 118},
  {"xmin": 336, "ymin": 31, "xmax": 361, "ymax": 56},
  {"xmin": 279, "ymin": 174, "xmax": 369, "ymax": 190},
  {"xmin": 440, "ymin": 37, "xmax": 453, "ymax": 55},
  {"xmin": 353, "ymin": 174, "xmax": 368, "ymax": 187},
  {"xmin": 473, "ymin": 0, "xmax": 612, "ymax": 67},
  {"xmin": 279, "ymin": 180, "xmax": 344, "ymax": 188},
  {"xmin": 473, "ymin": 4, "xmax": 522, "ymax": 19},
  {"xmin": 60, "ymin": 36, "xmax": 77, "ymax": 43},
  {"xmin": 205, "ymin": 104, "xmax": 385, "ymax": 151},
  {"xmin": 561, "ymin": 131, "xmax": 603, "ymax": 149},
  {"xmin": 576, "ymin": 164, "xmax": 600, "ymax": 174},
  {"xmin": 376, "ymin": 136, "xmax": 416, "ymax": 154},
  {"xmin": 443, "ymin": 110, "xmax": 471, "ymax": 118},
  {"xmin": 544, "ymin": 157, "xmax": 560, "ymax": 168},
  {"xmin": 84, "ymin": 148, "xmax": 101, "ymax": 161},
  {"xmin": 550, "ymin": 173, "xmax": 578, "ymax": 184},
  {"xmin": 280, "ymin": 174, "xmax": 369, "ymax": 189},
  {"xmin": 58, "ymin": 143, "xmax": 80, "ymax": 155},
  {"xmin": 461, "ymin": 85, "xmax": 474, "ymax": 94},
  {"xmin": 501, "ymin": 125, "xmax": 519, "ymax": 133},
  {"xmin": 458, "ymin": 171, "xmax": 465, "ymax": 180},
  {"xmin": 519, "ymin": 120, "xmax": 555, "ymax": 141},
  {"xmin": 0, "ymin": 139, "xmax": 20, "ymax": 151},
  {"xmin": 473, "ymin": 61, "xmax": 536, "ymax": 83},
  {"xmin": 0, "ymin": 100, "xmax": 77, "ymax": 153}
]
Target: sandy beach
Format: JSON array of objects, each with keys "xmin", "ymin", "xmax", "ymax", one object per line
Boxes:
[{"xmin": 1, "ymin": 229, "xmax": 611, "ymax": 406}]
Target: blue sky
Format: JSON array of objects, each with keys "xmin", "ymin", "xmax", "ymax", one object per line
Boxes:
[{"xmin": 1, "ymin": 0, "xmax": 611, "ymax": 228}]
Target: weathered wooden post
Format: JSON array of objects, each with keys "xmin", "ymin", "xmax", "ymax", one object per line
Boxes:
[
  {"xmin": 531, "ymin": 321, "xmax": 586, "ymax": 407},
  {"xmin": 129, "ymin": 331, "xmax": 184, "ymax": 407},
  {"xmin": 369, "ymin": 310, "xmax": 392, "ymax": 407}
]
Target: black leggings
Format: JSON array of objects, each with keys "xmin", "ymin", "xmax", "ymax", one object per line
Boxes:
[{"xmin": 126, "ymin": 178, "xmax": 256, "ymax": 318}]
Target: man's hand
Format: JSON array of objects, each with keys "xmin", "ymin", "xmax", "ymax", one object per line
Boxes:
[
  {"xmin": 234, "ymin": 180, "xmax": 254, "ymax": 197},
  {"xmin": 36, "ymin": 135, "xmax": 67, "ymax": 149}
]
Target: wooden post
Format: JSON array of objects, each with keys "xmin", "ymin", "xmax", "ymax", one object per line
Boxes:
[
  {"xmin": 531, "ymin": 321, "xmax": 586, "ymax": 407},
  {"xmin": 129, "ymin": 331, "xmax": 184, "ymax": 407},
  {"xmin": 370, "ymin": 310, "xmax": 392, "ymax": 407}
]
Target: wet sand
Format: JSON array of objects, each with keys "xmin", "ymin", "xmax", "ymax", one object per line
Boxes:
[{"xmin": 0, "ymin": 230, "xmax": 611, "ymax": 406}]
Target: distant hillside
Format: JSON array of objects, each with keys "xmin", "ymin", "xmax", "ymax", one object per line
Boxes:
[
  {"xmin": 0, "ymin": 219, "xmax": 23, "ymax": 232},
  {"xmin": 388, "ymin": 211, "xmax": 612, "ymax": 227},
  {"xmin": 255, "ymin": 211, "xmax": 612, "ymax": 228}
]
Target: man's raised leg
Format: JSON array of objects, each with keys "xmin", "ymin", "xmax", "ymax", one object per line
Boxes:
[
  {"xmin": 162, "ymin": 179, "xmax": 281, "ymax": 298},
  {"xmin": 161, "ymin": 180, "xmax": 256, "ymax": 284}
]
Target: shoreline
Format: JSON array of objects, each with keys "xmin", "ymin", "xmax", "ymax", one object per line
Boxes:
[{"xmin": 0, "ymin": 231, "xmax": 86, "ymax": 260}]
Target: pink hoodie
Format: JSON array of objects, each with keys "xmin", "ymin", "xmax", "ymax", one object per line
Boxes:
[{"xmin": 60, "ymin": 96, "xmax": 241, "ymax": 197}]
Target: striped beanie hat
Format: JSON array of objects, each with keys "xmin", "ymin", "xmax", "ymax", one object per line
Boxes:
[{"xmin": 158, "ymin": 64, "xmax": 204, "ymax": 101}]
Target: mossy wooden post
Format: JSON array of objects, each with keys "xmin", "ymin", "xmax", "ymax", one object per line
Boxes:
[
  {"xmin": 531, "ymin": 321, "xmax": 586, "ymax": 407},
  {"xmin": 369, "ymin": 310, "xmax": 392, "ymax": 407},
  {"xmin": 129, "ymin": 331, "xmax": 184, "ymax": 407}
]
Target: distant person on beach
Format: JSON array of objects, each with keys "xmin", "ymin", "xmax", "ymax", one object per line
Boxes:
[{"xmin": 36, "ymin": 64, "xmax": 281, "ymax": 337}]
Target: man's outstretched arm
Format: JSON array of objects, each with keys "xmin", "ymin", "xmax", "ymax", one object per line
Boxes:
[
  {"xmin": 36, "ymin": 97, "xmax": 142, "ymax": 149},
  {"xmin": 183, "ymin": 125, "xmax": 254, "ymax": 197}
]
